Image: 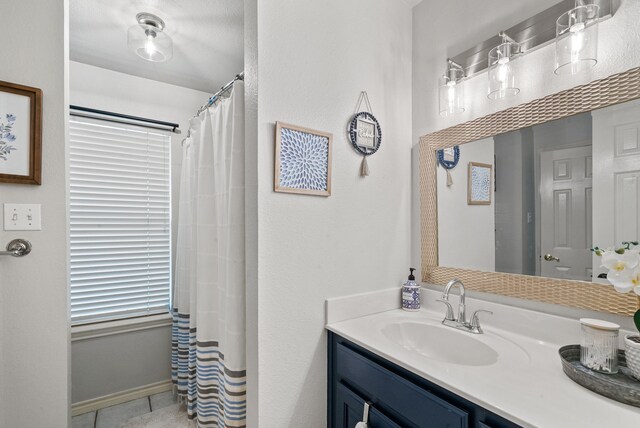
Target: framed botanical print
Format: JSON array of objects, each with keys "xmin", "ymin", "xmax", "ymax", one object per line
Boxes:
[{"xmin": 0, "ymin": 80, "xmax": 42, "ymax": 184}]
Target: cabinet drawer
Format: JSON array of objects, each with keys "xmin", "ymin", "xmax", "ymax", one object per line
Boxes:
[
  {"xmin": 336, "ymin": 343, "xmax": 468, "ymax": 428},
  {"xmin": 336, "ymin": 383, "xmax": 402, "ymax": 428}
]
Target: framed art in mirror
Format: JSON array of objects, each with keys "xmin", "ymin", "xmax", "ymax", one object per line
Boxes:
[
  {"xmin": 420, "ymin": 66, "xmax": 640, "ymax": 316},
  {"xmin": 0, "ymin": 80, "xmax": 42, "ymax": 185},
  {"xmin": 467, "ymin": 162, "xmax": 492, "ymax": 205}
]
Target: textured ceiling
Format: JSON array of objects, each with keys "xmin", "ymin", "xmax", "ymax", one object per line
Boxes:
[{"xmin": 70, "ymin": 0, "xmax": 244, "ymax": 93}]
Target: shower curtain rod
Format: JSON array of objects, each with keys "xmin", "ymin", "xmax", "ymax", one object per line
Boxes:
[{"xmin": 192, "ymin": 71, "xmax": 244, "ymax": 118}]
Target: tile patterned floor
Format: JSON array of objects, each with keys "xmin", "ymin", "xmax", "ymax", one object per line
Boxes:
[{"xmin": 72, "ymin": 391, "xmax": 177, "ymax": 428}]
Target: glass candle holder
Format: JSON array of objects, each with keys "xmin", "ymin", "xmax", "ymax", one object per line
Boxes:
[{"xmin": 580, "ymin": 318, "xmax": 619, "ymax": 374}]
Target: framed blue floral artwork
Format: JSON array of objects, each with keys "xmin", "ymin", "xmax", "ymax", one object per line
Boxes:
[
  {"xmin": 0, "ymin": 80, "xmax": 42, "ymax": 184},
  {"xmin": 274, "ymin": 122, "xmax": 332, "ymax": 196},
  {"xmin": 467, "ymin": 161, "xmax": 492, "ymax": 205}
]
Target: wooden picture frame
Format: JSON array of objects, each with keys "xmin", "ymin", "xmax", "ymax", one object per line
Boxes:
[
  {"xmin": 467, "ymin": 162, "xmax": 492, "ymax": 205},
  {"xmin": 0, "ymin": 80, "xmax": 42, "ymax": 185},
  {"xmin": 274, "ymin": 121, "xmax": 332, "ymax": 196}
]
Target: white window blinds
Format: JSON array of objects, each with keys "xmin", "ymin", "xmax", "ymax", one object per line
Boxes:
[{"xmin": 69, "ymin": 115, "xmax": 171, "ymax": 325}]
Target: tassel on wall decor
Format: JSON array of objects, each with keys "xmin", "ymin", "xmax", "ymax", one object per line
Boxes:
[{"xmin": 360, "ymin": 156, "xmax": 369, "ymax": 176}]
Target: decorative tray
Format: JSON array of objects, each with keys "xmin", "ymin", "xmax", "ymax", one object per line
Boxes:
[{"xmin": 559, "ymin": 345, "xmax": 640, "ymax": 408}]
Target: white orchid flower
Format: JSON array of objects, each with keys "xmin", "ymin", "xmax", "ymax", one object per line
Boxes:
[
  {"xmin": 607, "ymin": 266, "xmax": 640, "ymax": 294},
  {"xmin": 594, "ymin": 242, "xmax": 640, "ymax": 295},
  {"xmin": 601, "ymin": 249, "xmax": 639, "ymax": 273}
]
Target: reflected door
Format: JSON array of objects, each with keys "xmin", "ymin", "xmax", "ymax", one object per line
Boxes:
[
  {"xmin": 540, "ymin": 146, "xmax": 592, "ymax": 280},
  {"xmin": 592, "ymin": 100, "xmax": 640, "ymax": 283}
]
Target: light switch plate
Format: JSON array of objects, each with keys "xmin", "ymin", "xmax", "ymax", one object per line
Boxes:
[{"xmin": 3, "ymin": 203, "xmax": 42, "ymax": 230}]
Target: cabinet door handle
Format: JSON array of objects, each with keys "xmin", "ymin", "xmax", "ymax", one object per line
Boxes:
[{"xmin": 355, "ymin": 402, "xmax": 370, "ymax": 428}]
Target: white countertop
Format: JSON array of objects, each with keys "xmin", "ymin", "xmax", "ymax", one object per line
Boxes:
[{"xmin": 325, "ymin": 288, "xmax": 640, "ymax": 427}]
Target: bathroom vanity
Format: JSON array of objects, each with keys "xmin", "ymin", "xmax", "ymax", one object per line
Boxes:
[
  {"xmin": 328, "ymin": 332, "xmax": 519, "ymax": 428},
  {"xmin": 325, "ymin": 288, "xmax": 640, "ymax": 428}
]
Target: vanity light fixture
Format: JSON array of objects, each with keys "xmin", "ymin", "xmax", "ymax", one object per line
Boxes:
[
  {"xmin": 127, "ymin": 13, "xmax": 173, "ymax": 63},
  {"xmin": 439, "ymin": 59, "xmax": 465, "ymax": 117},
  {"xmin": 487, "ymin": 32, "xmax": 521, "ymax": 100},
  {"xmin": 554, "ymin": 0, "xmax": 599, "ymax": 75}
]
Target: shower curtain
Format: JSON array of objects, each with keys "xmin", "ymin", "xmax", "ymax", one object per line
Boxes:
[{"xmin": 172, "ymin": 81, "xmax": 246, "ymax": 427}]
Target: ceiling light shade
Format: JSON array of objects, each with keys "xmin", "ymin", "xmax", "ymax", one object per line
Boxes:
[
  {"xmin": 555, "ymin": 1, "xmax": 599, "ymax": 75},
  {"xmin": 127, "ymin": 13, "xmax": 173, "ymax": 62},
  {"xmin": 439, "ymin": 60, "xmax": 465, "ymax": 117},
  {"xmin": 487, "ymin": 33, "xmax": 520, "ymax": 100}
]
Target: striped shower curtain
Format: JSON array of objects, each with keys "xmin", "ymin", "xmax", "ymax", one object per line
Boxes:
[{"xmin": 172, "ymin": 82, "xmax": 246, "ymax": 427}]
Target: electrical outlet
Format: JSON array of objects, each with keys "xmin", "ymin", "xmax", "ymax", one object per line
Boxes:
[{"xmin": 3, "ymin": 203, "xmax": 42, "ymax": 231}]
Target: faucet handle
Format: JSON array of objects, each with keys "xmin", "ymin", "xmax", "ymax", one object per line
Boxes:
[
  {"xmin": 436, "ymin": 299, "xmax": 456, "ymax": 321},
  {"xmin": 470, "ymin": 309, "xmax": 493, "ymax": 329}
]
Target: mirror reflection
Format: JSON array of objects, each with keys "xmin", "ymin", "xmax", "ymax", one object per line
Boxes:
[{"xmin": 437, "ymin": 98, "xmax": 640, "ymax": 283}]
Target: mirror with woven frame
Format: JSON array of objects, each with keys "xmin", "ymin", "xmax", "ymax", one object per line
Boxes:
[{"xmin": 420, "ymin": 66, "xmax": 640, "ymax": 316}]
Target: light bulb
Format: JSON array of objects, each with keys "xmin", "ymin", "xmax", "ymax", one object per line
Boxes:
[
  {"xmin": 497, "ymin": 64, "xmax": 509, "ymax": 83},
  {"xmin": 447, "ymin": 83, "xmax": 456, "ymax": 113},
  {"xmin": 570, "ymin": 29, "xmax": 585, "ymax": 58},
  {"xmin": 570, "ymin": 21, "xmax": 586, "ymax": 33},
  {"xmin": 145, "ymin": 34, "xmax": 156, "ymax": 57}
]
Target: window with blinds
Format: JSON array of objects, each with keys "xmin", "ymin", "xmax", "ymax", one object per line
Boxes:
[{"xmin": 69, "ymin": 114, "xmax": 171, "ymax": 325}]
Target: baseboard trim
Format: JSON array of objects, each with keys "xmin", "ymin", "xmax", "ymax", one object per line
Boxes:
[{"xmin": 72, "ymin": 379, "xmax": 173, "ymax": 416}]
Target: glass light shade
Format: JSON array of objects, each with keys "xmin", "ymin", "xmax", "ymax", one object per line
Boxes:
[
  {"xmin": 555, "ymin": 4, "xmax": 599, "ymax": 75},
  {"xmin": 127, "ymin": 23, "xmax": 173, "ymax": 62},
  {"xmin": 439, "ymin": 70, "xmax": 465, "ymax": 117},
  {"xmin": 487, "ymin": 43, "xmax": 519, "ymax": 100}
]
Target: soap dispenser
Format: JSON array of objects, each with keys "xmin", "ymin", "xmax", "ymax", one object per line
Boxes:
[{"xmin": 402, "ymin": 268, "xmax": 420, "ymax": 311}]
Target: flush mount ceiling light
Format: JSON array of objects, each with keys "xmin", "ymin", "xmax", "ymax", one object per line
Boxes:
[
  {"xmin": 439, "ymin": 59, "xmax": 465, "ymax": 117},
  {"xmin": 487, "ymin": 32, "xmax": 521, "ymax": 100},
  {"xmin": 555, "ymin": 0, "xmax": 599, "ymax": 75},
  {"xmin": 127, "ymin": 12, "xmax": 173, "ymax": 63}
]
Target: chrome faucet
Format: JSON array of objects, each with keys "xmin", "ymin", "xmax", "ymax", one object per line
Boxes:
[
  {"xmin": 436, "ymin": 279, "xmax": 492, "ymax": 334},
  {"xmin": 443, "ymin": 278, "xmax": 467, "ymax": 324}
]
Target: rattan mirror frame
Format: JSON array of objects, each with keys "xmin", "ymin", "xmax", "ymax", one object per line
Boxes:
[{"xmin": 419, "ymin": 66, "xmax": 640, "ymax": 316}]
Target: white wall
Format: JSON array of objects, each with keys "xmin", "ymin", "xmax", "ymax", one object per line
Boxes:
[
  {"xmin": 252, "ymin": 0, "xmax": 412, "ymax": 425},
  {"xmin": 71, "ymin": 326, "xmax": 174, "ymax": 403},
  {"xmin": 437, "ymin": 137, "xmax": 495, "ymax": 272},
  {"xmin": 69, "ymin": 61, "xmax": 209, "ymax": 402},
  {"xmin": 0, "ymin": 1, "xmax": 70, "ymax": 426},
  {"xmin": 412, "ymin": 0, "xmax": 640, "ymax": 282}
]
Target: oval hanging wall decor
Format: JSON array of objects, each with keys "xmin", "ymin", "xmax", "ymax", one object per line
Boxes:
[{"xmin": 348, "ymin": 91, "xmax": 382, "ymax": 176}]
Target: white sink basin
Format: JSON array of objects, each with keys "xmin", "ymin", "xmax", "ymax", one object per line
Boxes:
[{"xmin": 381, "ymin": 321, "xmax": 529, "ymax": 366}]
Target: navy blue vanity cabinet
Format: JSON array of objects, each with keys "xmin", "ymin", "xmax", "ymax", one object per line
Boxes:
[{"xmin": 328, "ymin": 332, "xmax": 522, "ymax": 428}]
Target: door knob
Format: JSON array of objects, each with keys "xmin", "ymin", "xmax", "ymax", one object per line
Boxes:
[
  {"xmin": 543, "ymin": 254, "xmax": 560, "ymax": 262},
  {"xmin": 0, "ymin": 239, "xmax": 32, "ymax": 257}
]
